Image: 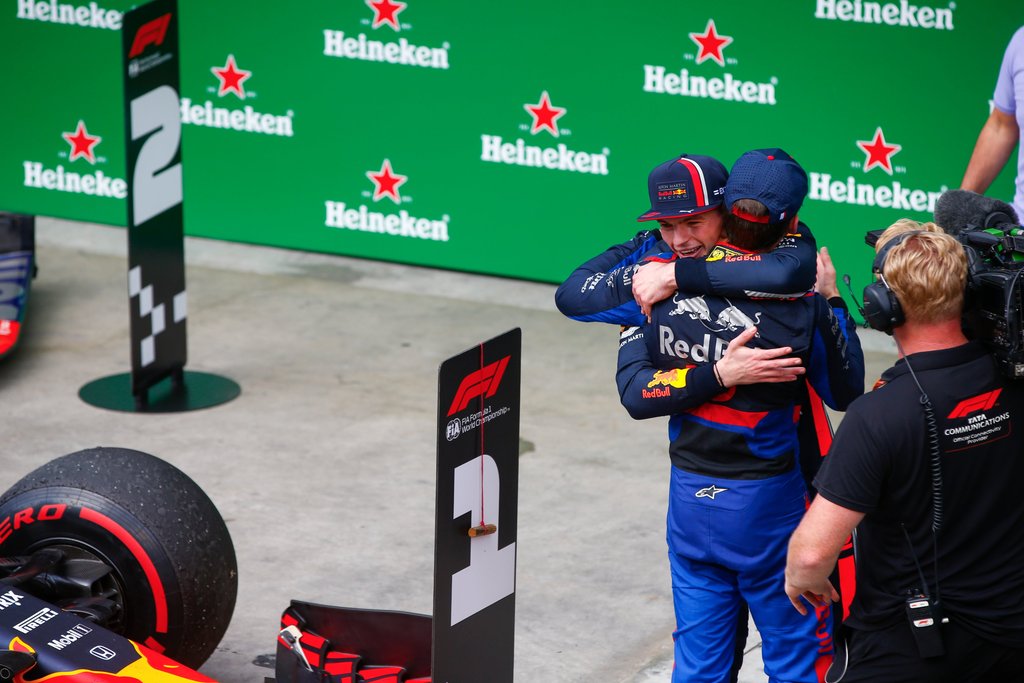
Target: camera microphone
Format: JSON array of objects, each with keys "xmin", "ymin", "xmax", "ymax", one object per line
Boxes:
[
  {"xmin": 842, "ymin": 273, "xmax": 870, "ymax": 327},
  {"xmin": 933, "ymin": 189, "xmax": 1019, "ymax": 236}
]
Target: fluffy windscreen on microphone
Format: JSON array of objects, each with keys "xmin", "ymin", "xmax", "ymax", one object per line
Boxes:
[{"xmin": 933, "ymin": 189, "xmax": 1019, "ymax": 235}]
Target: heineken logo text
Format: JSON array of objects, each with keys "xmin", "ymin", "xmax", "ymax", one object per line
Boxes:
[
  {"xmin": 480, "ymin": 135, "xmax": 609, "ymax": 175},
  {"xmin": 323, "ymin": 30, "xmax": 449, "ymax": 69},
  {"xmin": 325, "ymin": 202, "xmax": 450, "ymax": 242},
  {"xmin": 814, "ymin": 0, "xmax": 954, "ymax": 30},
  {"xmin": 643, "ymin": 66, "xmax": 778, "ymax": 106},
  {"xmin": 17, "ymin": 0, "xmax": 121, "ymax": 29},
  {"xmin": 180, "ymin": 98, "xmax": 294, "ymax": 137},
  {"xmin": 23, "ymin": 162, "xmax": 127, "ymax": 198},
  {"xmin": 809, "ymin": 172, "xmax": 946, "ymax": 212}
]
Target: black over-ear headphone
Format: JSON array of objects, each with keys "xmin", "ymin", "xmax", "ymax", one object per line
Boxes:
[{"xmin": 862, "ymin": 230, "xmax": 924, "ymax": 334}]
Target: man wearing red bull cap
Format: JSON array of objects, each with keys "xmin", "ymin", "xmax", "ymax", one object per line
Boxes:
[
  {"xmin": 616, "ymin": 149, "xmax": 864, "ymax": 683},
  {"xmin": 556, "ymin": 151, "xmax": 849, "ymax": 681},
  {"xmin": 555, "ymin": 152, "xmax": 817, "ymax": 326}
]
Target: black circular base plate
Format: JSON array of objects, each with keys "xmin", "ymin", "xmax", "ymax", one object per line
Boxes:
[{"xmin": 79, "ymin": 371, "xmax": 240, "ymax": 413}]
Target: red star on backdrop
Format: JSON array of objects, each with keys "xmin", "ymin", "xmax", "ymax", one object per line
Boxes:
[
  {"xmin": 366, "ymin": 159, "xmax": 408, "ymax": 203},
  {"xmin": 689, "ymin": 19, "xmax": 733, "ymax": 66},
  {"xmin": 62, "ymin": 120, "xmax": 102, "ymax": 164},
  {"xmin": 211, "ymin": 54, "xmax": 252, "ymax": 98},
  {"xmin": 523, "ymin": 91, "xmax": 567, "ymax": 137},
  {"xmin": 856, "ymin": 127, "xmax": 902, "ymax": 174},
  {"xmin": 367, "ymin": 0, "xmax": 406, "ymax": 30}
]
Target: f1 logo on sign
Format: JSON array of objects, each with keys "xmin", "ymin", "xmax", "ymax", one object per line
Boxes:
[
  {"xmin": 127, "ymin": 13, "xmax": 170, "ymax": 58},
  {"xmin": 447, "ymin": 355, "xmax": 510, "ymax": 415},
  {"xmin": 434, "ymin": 329, "xmax": 520, "ymax": 683}
]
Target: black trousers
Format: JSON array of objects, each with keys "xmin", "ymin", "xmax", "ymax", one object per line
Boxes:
[{"xmin": 834, "ymin": 620, "xmax": 1024, "ymax": 683}]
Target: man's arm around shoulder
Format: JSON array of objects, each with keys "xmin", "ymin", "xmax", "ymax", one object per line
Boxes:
[
  {"xmin": 554, "ymin": 230, "xmax": 658, "ymax": 324},
  {"xmin": 631, "ymin": 221, "xmax": 818, "ymax": 315}
]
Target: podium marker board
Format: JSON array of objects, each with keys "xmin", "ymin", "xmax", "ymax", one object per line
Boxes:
[
  {"xmin": 433, "ymin": 328, "xmax": 520, "ymax": 682},
  {"xmin": 79, "ymin": 0, "xmax": 238, "ymax": 412}
]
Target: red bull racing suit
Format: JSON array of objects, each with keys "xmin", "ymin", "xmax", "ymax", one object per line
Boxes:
[{"xmin": 615, "ymin": 243, "xmax": 864, "ymax": 683}]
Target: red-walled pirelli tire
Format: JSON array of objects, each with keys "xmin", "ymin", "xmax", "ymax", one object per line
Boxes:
[{"xmin": 0, "ymin": 447, "xmax": 237, "ymax": 669}]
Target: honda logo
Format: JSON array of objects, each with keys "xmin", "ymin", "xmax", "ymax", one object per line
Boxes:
[{"xmin": 90, "ymin": 645, "xmax": 116, "ymax": 661}]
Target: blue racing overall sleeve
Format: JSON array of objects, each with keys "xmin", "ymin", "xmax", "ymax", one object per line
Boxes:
[
  {"xmin": 555, "ymin": 223, "xmax": 819, "ymax": 325},
  {"xmin": 554, "ymin": 230, "xmax": 659, "ymax": 325},
  {"xmin": 805, "ymin": 295, "xmax": 865, "ymax": 411},
  {"xmin": 615, "ymin": 324, "xmax": 725, "ymax": 419},
  {"xmin": 672, "ymin": 221, "xmax": 817, "ymax": 297}
]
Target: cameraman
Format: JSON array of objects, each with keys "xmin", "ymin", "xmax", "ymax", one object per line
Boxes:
[{"xmin": 784, "ymin": 220, "xmax": 1024, "ymax": 681}]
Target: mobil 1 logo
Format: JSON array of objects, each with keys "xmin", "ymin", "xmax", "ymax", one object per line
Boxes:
[
  {"xmin": 434, "ymin": 328, "xmax": 520, "ymax": 683},
  {"xmin": 121, "ymin": 0, "xmax": 187, "ymax": 396}
]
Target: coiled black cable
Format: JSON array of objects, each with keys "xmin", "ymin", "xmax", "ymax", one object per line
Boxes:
[
  {"xmin": 920, "ymin": 394, "xmax": 943, "ymax": 533},
  {"xmin": 897, "ymin": 340, "xmax": 945, "ymax": 606}
]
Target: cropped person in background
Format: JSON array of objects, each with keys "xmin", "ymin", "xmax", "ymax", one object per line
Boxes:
[{"xmin": 961, "ymin": 26, "xmax": 1024, "ymax": 220}]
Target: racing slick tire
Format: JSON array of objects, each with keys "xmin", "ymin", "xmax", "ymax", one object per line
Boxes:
[{"xmin": 0, "ymin": 447, "xmax": 237, "ymax": 669}]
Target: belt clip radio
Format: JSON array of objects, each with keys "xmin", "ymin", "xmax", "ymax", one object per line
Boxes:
[{"xmin": 905, "ymin": 592, "xmax": 945, "ymax": 658}]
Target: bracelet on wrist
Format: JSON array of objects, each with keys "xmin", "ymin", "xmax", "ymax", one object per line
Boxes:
[{"xmin": 713, "ymin": 362, "xmax": 726, "ymax": 389}]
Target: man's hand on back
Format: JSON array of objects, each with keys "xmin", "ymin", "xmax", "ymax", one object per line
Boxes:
[{"xmin": 715, "ymin": 326, "xmax": 804, "ymax": 387}]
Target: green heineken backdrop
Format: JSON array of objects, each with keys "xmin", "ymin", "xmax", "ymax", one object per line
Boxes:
[{"xmin": 2, "ymin": 0, "xmax": 1023, "ymax": 296}]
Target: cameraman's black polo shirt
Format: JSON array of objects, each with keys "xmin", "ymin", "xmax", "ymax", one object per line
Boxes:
[{"xmin": 815, "ymin": 341, "xmax": 1024, "ymax": 647}]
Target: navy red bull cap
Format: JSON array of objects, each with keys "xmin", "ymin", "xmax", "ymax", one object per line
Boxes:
[
  {"xmin": 637, "ymin": 153, "xmax": 728, "ymax": 222},
  {"xmin": 725, "ymin": 148, "xmax": 808, "ymax": 224}
]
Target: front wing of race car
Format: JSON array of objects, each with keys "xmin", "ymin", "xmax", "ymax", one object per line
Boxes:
[{"xmin": 0, "ymin": 588, "xmax": 214, "ymax": 682}]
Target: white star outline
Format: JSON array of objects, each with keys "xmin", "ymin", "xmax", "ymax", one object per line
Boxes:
[{"xmin": 695, "ymin": 484, "xmax": 728, "ymax": 500}]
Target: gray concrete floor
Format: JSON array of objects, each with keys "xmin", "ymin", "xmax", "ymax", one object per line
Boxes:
[{"xmin": 2, "ymin": 217, "xmax": 897, "ymax": 682}]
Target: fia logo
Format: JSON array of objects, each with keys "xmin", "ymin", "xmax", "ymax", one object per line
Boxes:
[{"xmin": 445, "ymin": 418, "xmax": 461, "ymax": 442}]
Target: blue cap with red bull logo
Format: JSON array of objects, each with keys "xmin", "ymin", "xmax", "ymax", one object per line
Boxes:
[
  {"xmin": 725, "ymin": 148, "xmax": 808, "ymax": 225},
  {"xmin": 637, "ymin": 153, "xmax": 728, "ymax": 222}
]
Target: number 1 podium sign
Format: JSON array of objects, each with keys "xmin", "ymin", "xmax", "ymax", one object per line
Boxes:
[
  {"xmin": 434, "ymin": 328, "xmax": 520, "ymax": 682},
  {"xmin": 272, "ymin": 332, "xmax": 519, "ymax": 683},
  {"xmin": 79, "ymin": 0, "xmax": 239, "ymax": 413}
]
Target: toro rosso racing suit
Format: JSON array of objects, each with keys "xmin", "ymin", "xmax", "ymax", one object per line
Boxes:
[
  {"xmin": 616, "ymin": 243, "xmax": 864, "ymax": 683},
  {"xmin": 555, "ymin": 222, "xmax": 838, "ymax": 484}
]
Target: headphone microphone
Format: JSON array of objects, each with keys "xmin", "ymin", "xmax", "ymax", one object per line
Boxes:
[{"xmin": 842, "ymin": 273, "xmax": 869, "ymax": 325}]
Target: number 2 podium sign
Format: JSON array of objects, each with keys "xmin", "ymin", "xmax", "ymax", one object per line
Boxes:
[
  {"xmin": 122, "ymin": 2, "xmax": 185, "ymax": 398},
  {"xmin": 434, "ymin": 328, "xmax": 520, "ymax": 682},
  {"xmin": 80, "ymin": 0, "xmax": 238, "ymax": 412}
]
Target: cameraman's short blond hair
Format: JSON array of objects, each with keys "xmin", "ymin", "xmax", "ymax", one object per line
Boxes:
[{"xmin": 875, "ymin": 219, "xmax": 966, "ymax": 324}]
